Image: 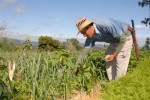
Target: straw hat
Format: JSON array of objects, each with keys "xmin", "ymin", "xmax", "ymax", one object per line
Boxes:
[{"xmin": 76, "ymin": 17, "xmax": 93, "ymax": 35}]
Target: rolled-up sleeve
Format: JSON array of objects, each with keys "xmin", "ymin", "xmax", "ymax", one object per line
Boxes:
[{"xmin": 115, "ymin": 34, "xmax": 126, "ymax": 52}]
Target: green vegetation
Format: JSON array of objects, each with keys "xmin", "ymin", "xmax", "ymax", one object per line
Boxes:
[
  {"xmin": 0, "ymin": 49, "xmax": 106, "ymax": 99},
  {"xmin": 101, "ymin": 51, "xmax": 150, "ymax": 100},
  {"xmin": 0, "ymin": 38, "xmax": 16, "ymax": 52},
  {"xmin": 143, "ymin": 37, "xmax": 150, "ymax": 50},
  {"xmin": 138, "ymin": 0, "xmax": 150, "ymax": 27},
  {"xmin": 22, "ymin": 37, "xmax": 33, "ymax": 51},
  {"xmin": 0, "ymin": 34, "xmax": 150, "ymax": 99},
  {"xmin": 38, "ymin": 36, "xmax": 64, "ymax": 51}
]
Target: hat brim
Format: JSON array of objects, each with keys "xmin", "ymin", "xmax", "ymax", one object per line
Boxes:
[{"xmin": 76, "ymin": 21, "xmax": 93, "ymax": 36}]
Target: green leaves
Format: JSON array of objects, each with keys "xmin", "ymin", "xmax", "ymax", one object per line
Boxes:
[
  {"xmin": 0, "ymin": 57, "xmax": 8, "ymax": 85},
  {"xmin": 38, "ymin": 36, "xmax": 63, "ymax": 51},
  {"xmin": 0, "ymin": 82, "xmax": 3, "ymax": 96},
  {"xmin": 101, "ymin": 52, "xmax": 150, "ymax": 100},
  {"xmin": 0, "ymin": 49, "xmax": 106, "ymax": 99},
  {"xmin": 22, "ymin": 37, "xmax": 32, "ymax": 51}
]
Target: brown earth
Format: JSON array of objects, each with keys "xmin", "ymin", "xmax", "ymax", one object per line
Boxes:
[{"xmin": 69, "ymin": 83, "xmax": 101, "ymax": 100}]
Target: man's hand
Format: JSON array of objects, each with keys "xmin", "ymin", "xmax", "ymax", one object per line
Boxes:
[
  {"xmin": 105, "ymin": 55, "xmax": 115, "ymax": 62},
  {"xmin": 105, "ymin": 51, "xmax": 119, "ymax": 62}
]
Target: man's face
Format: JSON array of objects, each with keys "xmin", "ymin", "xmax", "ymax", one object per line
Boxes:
[{"xmin": 81, "ymin": 25, "xmax": 95, "ymax": 38}]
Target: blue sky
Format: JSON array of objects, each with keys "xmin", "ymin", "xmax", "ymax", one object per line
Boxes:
[{"xmin": 0, "ymin": 0, "xmax": 150, "ymax": 46}]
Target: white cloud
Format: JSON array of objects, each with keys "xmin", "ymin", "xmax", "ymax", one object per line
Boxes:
[
  {"xmin": 137, "ymin": 36, "xmax": 146, "ymax": 47},
  {"xmin": 135, "ymin": 24, "xmax": 148, "ymax": 29},
  {"xmin": 0, "ymin": 0, "xmax": 17, "ymax": 8},
  {"xmin": 14, "ymin": 7, "xmax": 25, "ymax": 13}
]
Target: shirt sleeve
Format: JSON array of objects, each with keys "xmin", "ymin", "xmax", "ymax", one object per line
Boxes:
[
  {"xmin": 104, "ymin": 19, "xmax": 129, "ymax": 52},
  {"xmin": 105, "ymin": 19, "xmax": 128, "ymax": 38},
  {"xmin": 84, "ymin": 38, "xmax": 95, "ymax": 48},
  {"xmin": 115, "ymin": 34, "xmax": 127, "ymax": 52}
]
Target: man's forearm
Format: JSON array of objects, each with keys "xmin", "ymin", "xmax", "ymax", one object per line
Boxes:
[{"xmin": 113, "ymin": 51, "xmax": 119, "ymax": 58}]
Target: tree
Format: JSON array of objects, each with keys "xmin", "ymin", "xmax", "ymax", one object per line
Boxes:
[
  {"xmin": 138, "ymin": 0, "xmax": 150, "ymax": 27},
  {"xmin": 0, "ymin": 23, "xmax": 7, "ymax": 38},
  {"xmin": 65, "ymin": 38, "xmax": 82, "ymax": 52},
  {"xmin": 0, "ymin": 38, "xmax": 16, "ymax": 51},
  {"xmin": 38, "ymin": 36, "xmax": 63, "ymax": 51},
  {"xmin": 0, "ymin": 24, "xmax": 6, "ymax": 32},
  {"xmin": 0, "ymin": 23, "xmax": 16, "ymax": 51},
  {"xmin": 22, "ymin": 36, "xmax": 32, "ymax": 51},
  {"xmin": 144, "ymin": 37, "xmax": 150, "ymax": 50}
]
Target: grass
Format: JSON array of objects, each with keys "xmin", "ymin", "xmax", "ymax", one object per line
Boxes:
[
  {"xmin": 101, "ymin": 56, "xmax": 150, "ymax": 100},
  {"xmin": 0, "ymin": 50, "xmax": 106, "ymax": 99}
]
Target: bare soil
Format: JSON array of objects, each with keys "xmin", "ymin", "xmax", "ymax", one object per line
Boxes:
[{"xmin": 69, "ymin": 83, "xmax": 101, "ymax": 100}]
